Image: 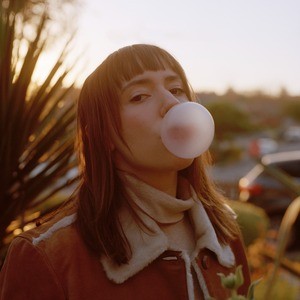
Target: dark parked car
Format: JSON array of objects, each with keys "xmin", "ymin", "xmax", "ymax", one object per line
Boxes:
[{"xmin": 238, "ymin": 151, "xmax": 300, "ymax": 246}]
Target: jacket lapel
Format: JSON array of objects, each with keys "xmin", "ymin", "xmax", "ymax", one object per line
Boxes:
[{"xmin": 100, "ymin": 186, "xmax": 235, "ymax": 284}]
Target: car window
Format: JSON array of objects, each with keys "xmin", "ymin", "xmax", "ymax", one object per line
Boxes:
[{"xmin": 274, "ymin": 160, "xmax": 300, "ymax": 177}]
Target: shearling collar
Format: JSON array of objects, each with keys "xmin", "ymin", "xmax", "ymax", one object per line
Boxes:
[
  {"xmin": 100, "ymin": 174, "xmax": 235, "ymax": 284},
  {"xmin": 121, "ymin": 173, "xmax": 195, "ymax": 224}
]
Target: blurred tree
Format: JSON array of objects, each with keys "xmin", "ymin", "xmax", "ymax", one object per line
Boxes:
[
  {"xmin": 283, "ymin": 101, "xmax": 300, "ymax": 123},
  {"xmin": 278, "ymin": 87, "xmax": 290, "ymax": 99},
  {"xmin": 0, "ymin": 0, "xmax": 79, "ymax": 248},
  {"xmin": 206, "ymin": 102, "xmax": 255, "ymax": 139}
]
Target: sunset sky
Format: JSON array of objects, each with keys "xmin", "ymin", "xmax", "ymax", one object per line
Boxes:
[{"xmin": 72, "ymin": 0, "xmax": 300, "ymax": 95}]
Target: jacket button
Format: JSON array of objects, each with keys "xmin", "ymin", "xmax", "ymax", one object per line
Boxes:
[{"xmin": 201, "ymin": 255, "xmax": 210, "ymax": 270}]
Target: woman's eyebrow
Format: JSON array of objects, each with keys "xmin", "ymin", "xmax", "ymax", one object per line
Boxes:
[
  {"xmin": 165, "ymin": 74, "xmax": 182, "ymax": 84},
  {"xmin": 121, "ymin": 79, "xmax": 151, "ymax": 93},
  {"xmin": 121, "ymin": 74, "xmax": 182, "ymax": 93}
]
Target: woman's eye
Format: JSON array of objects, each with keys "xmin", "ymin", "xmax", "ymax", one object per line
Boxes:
[
  {"xmin": 130, "ymin": 94, "xmax": 148, "ymax": 102},
  {"xmin": 170, "ymin": 88, "xmax": 185, "ymax": 95}
]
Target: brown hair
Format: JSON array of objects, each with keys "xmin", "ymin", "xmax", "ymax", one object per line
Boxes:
[{"xmin": 76, "ymin": 44, "xmax": 240, "ymax": 265}]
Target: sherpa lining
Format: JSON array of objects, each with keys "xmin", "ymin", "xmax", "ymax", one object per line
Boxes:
[
  {"xmin": 100, "ymin": 174, "xmax": 236, "ymax": 284},
  {"xmin": 32, "ymin": 214, "xmax": 76, "ymax": 246}
]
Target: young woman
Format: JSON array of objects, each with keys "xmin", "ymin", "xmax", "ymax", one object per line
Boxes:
[{"xmin": 0, "ymin": 44, "xmax": 250, "ymax": 300}]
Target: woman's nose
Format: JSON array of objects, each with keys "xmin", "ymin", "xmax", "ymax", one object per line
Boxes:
[{"xmin": 160, "ymin": 94, "xmax": 180, "ymax": 118}]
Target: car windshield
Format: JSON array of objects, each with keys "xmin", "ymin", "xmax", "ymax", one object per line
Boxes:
[{"xmin": 273, "ymin": 161, "xmax": 300, "ymax": 178}]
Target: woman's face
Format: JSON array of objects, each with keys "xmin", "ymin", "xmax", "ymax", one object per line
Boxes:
[{"xmin": 112, "ymin": 68, "xmax": 194, "ymax": 178}]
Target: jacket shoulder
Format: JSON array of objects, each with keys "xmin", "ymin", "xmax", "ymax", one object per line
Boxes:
[
  {"xmin": 15, "ymin": 212, "xmax": 76, "ymax": 248},
  {"xmin": 0, "ymin": 229, "xmax": 67, "ymax": 299},
  {"xmin": 21, "ymin": 213, "xmax": 76, "ymax": 242},
  {"xmin": 18, "ymin": 213, "xmax": 84, "ymax": 263}
]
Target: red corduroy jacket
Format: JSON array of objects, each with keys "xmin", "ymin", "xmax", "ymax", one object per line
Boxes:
[{"xmin": 0, "ymin": 212, "xmax": 250, "ymax": 300}]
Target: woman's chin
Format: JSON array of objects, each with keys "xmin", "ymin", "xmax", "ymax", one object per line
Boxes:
[{"xmin": 172, "ymin": 155, "xmax": 194, "ymax": 171}]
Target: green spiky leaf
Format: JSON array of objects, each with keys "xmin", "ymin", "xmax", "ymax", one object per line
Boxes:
[{"xmin": 0, "ymin": 0, "xmax": 79, "ymax": 246}]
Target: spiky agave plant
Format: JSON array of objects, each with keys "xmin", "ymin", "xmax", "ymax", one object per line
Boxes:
[{"xmin": 0, "ymin": 0, "xmax": 79, "ymax": 247}]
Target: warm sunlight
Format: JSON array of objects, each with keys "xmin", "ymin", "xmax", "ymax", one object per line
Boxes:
[
  {"xmin": 1, "ymin": 2, "xmax": 300, "ymax": 299},
  {"xmin": 70, "ymin": 0, "xmax": 300, "ymax": 95}
]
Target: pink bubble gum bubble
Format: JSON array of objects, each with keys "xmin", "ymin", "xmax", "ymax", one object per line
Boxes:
[{"xmin": 161, "ymin": 102, "xmax": 215, "ymax": 159}]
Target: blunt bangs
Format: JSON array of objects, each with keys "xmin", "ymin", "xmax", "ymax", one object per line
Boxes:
[{"xmin": 105, "ymin": 44, "xmax": 189, "ymax": 91}]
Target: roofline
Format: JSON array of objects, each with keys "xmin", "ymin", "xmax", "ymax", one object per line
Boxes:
[{"xmin": 261, "ymin": 150, "xmax": 300, "ymax": 165}]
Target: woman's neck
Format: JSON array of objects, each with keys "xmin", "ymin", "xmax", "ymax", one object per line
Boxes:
[{"xmin": 121, "ymin": 169, "xmax": 178, "ymax": 197}]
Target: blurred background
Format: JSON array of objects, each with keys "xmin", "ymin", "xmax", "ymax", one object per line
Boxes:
[{"xmin": 1, "ymin": 0, "xmax": 300, "ymax": 299}]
